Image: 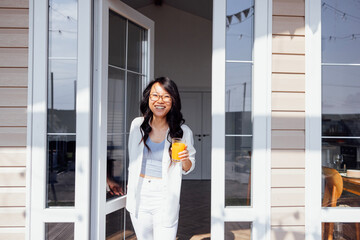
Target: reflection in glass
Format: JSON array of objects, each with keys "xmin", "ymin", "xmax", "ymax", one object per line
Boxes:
[
  {"xmin": 109, "ymin": 10, "xmax": 126, "ymax": 68},
  {"xmin": 127, "ymin": 21, "xmax": 145, "ymax": 73},
  {"xmin": 225, "ymin": 136, "xmax": 252, "ymax": 206},
  {"xmin": 322, "ymin": 0, "xmax": 360, "ymax": 64},
  {"xmin": 322, "ymin": 222, "xmax": 360, "ymax": 240},
  {"xmin": 46, "ymin": 223, "xmax": 74, "ymax": 240},
  {"xmin": 107, "ymin": 67, "xmax": 126, "ymax": 200},
  {"xmin": 225, "ymin": 222, "xmax": 251, "ymax": 240},
  {"xmin": 126, "ymin": 72, "xmax": 142, "ymax": 132},
  {"xmin": 225, "ymin": 63, "xmax": 252, "ymax": 113},
  {"xmin": 48, "ymin": 60, "xmax": 77, "ymax": 133},
  {"xmin": 47, "ymin": 135, "xmax": 76, "ymax": 207},
  {"xmin": 226, "ymin": 0, "xmax": 254, "ymax": 61},
  {"xmin": 106, "ymin": 209, "xmax": 136, "ymax": 239},
  {"xmin": 322, "ymin": 139, "xmax": 360, "ymax": 208},
  {"xmin": 49, "ymin": 0, "xmax": 77, "ymax": 58},
  {"xmin": 322, "ymin": 66, "xmax": 360, "ymax": 136},
  {"xmin": 225, "ymin": 63, "xmax": 252, "ymax": 135}
]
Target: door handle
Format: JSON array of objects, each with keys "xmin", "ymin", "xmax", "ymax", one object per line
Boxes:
[
  {"xmin": 202, "ymin": 134, "xmax": 210, "ymax": 137},
  {"xmin": 194, "ymin": 134, "xmax": 202, "ymax": 141}
]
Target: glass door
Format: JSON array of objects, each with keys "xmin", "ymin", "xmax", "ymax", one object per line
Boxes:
[
  {"xmin": 211, "ymin": 0, "xmax": 270, "ymax": 239},
  {"xmin": 92, "ymin": 1, "xmax": 154, "ymax": 239}
]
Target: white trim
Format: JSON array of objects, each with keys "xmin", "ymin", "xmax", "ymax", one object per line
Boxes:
[
  {"xmin": 321, "ymin": 208, "xmax": 360, "ymax": 222},
  {"xmin": 211, "ymin": 0, "xmax": 271, "ymax": 239},
  {"xmin": 211, "ymin": 0, "xmax": 226, "ymax": 238},
  {"xmin": 105, "ymin": 197, "xmax": 126, "ymax": 215},
  {"xmin": 26, "ymin": 0, "xmax": 34, "ymax": 239},
  {"xmin": 305, "ymin": 2, "xmax": 323, "ymax": 238},
  {"xmin": 322, "ymin": 63, "xmax": 360, "ymax": 66},
  {"xmin": 252, "ymin": 0, "xmax": 271, "ymax": 239},
  {"xmin": 91, "ymin": 0, "xmax": 108, "ymax": 238},
  {"xmin": 74, "ymin": 0, "xmax": 92, "ymax": 238},
  {"xmin": 29, "ymin": 0, "xmax": 48, "ymax": 238}
]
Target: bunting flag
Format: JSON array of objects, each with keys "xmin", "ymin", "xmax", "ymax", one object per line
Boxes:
[
  {"xmin": 227, "ymin": 15, "xmax": 233, "ymax": 25},
  {"xmin": 226, "ymin": 6, "xmax": 254, "ymax": 27},
  {"xmin": 243, "ymin": 8, "xmax": 250, "ymax": 18},
  {"xmin": 234, "ymin": 12, "xmax": 242, "ymax": 22}
]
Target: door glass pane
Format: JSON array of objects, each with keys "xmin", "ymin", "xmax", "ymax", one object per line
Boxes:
[
  {"xmin": 106, "ymin": 209, "xmax": 124, "ymax": 239},
  {"xmin": 126, "ymin": 72, "xmax": 142, "ymax": 132},
  {"xmin": 322, "ymin": 1, "xmax": 360, "ymax": 64},
  {"xmin": 225, "ymin": 63, "xmax": 252, "ymax": 135},
  {"xmin": 225, "ymin": 222, "xmax": 251, "ymax": 240},
  {"xmin": 109, "ymin": 11, "xmax": 126, "ymax": 68},
  {"xmin": 47, "ymin": 60, "xmax": 77, "ymax": 133},
  {"xmin": 106, "ymin": 209, "xmax": 136, "ymax": 239},
  {"xmin": 47, "ymin": 135, "xmax": 76, "ymax": 207},
  {"xmin": 127, "ymin": 21, "xmax": 145, "ymax": 73},
  {"xmin": 225, "ymin": 136, "xmax": 252, "ymax": 206},
  {"xmin": 48, "ymin": 0, "xmax": 77, "ymax": 58},
  {"xmin": 45, "ymin": 223, "xmax": 74, "ymax": 240},
  {"xmin": 322, "ymin": 222, "xmax": 360, "ymax": 240},
  {"xmin": 225, "ymin": 63, "xmax": 252, "ymax": 206},
  {"xmin": 322, "ymin": 139, "xmax": 360, "ymax": 207},
  {"xmin": 322, "ymin": 66, "xmax": 360, "ymax": 136},
  {"xmin": 47, "ymin": 0, "xmax": 77, "ymax": 208},
  {"xmin": 107, "ymin": 67, "xmax": 126, "ymax": 199},
  {"xmin": 226, "ymin": 0, "xmax": 254, "ymax": 61}
]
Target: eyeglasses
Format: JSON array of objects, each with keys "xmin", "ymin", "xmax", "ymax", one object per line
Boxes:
[{"xmin": 149, "ymin": 93, "xmax": 172, "ymax": 103}]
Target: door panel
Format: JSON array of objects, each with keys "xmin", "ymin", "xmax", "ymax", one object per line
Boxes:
[
  {"xmin": 181, "ymin": 92, "xmax": 212, "ymax": 180},
  {"xmin": 202, "ymin": 92, "xmax": 212, "ymax": 179},
  {"xmin": 181, "ymin": 92, "xmax": 203, "ymax": 180}
]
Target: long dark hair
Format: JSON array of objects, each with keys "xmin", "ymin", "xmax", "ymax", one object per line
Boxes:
[{"xmin": 140, "ymin": 77, "xmax": 185, "ymax": 151}]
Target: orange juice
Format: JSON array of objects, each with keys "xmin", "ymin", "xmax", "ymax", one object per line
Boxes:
[{"xmin": 172, "ymin": 140, "xmax": 186, "ymax": 162}]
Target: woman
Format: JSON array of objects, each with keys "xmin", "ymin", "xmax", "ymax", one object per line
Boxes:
[{"xmin": 126, "ymin": 77, "xmax": 196, "ymax": 240}]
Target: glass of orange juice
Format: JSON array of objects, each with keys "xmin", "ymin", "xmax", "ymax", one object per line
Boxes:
[{"xmin": 171, "ymin": 138, "xmax": 186, "ymax": 162}]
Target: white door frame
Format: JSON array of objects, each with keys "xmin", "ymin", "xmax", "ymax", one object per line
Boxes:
[
  {"xmin": 305, "ymin": 0, "xmax": 360, "ymax": 239},
  {"xmin": 211, "ymin": 0, "xmax": 272, "ymax": 239},
  {"xmin": 27, "ymin": 0, "xmax": 92, "ymax": 239},
  {"xmin": 91, "ymin": 0, "xmax": 154, "ymax": 239}
]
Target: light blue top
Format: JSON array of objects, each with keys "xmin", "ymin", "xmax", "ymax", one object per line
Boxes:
[{"xmin": 140, "ymin": 138, "xmax": 165, "ymax": 178}]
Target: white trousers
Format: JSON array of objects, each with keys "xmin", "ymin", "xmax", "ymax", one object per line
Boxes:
[{"xmin": 130, "ymin": 177, "xmax": 178, "ymax": 240}]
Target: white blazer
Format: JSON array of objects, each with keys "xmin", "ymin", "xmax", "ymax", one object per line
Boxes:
[{"xmin": 126, "ymin": 117, "xmax": 196, "ymax": 227}]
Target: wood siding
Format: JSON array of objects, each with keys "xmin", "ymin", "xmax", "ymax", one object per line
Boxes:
[
  {"xmin": 272, "ymin": 0, "xmax": 306, "ymax": 238},
  {"xmin": 0, "ymin": 0, "xmax": 28, "ymax": 237}
]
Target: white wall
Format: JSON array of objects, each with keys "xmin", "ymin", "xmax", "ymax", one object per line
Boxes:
[{"xmin": 138, "ymin": 4, "xmax": 212, "ymax": 90}]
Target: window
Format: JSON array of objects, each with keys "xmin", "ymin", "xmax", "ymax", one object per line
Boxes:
[
  {"xmin": 306, "ymin": 0, "xmax": 360, "ymax": 238},
  {"xmin": 321, "ymin": 0, "xmax": 360, "ymax": 207}
]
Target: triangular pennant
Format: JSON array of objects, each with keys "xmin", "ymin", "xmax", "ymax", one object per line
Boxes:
[
  {"xmin": 234, "ymin": 12, "xmax": 242, "ymax": 22},
  {"xmin": 243, "ymin": 8, "xmax": 250, "ymax": 18},
  {"xmin": 226, "ymin": 15, "xmax": 233, "ymax": 25}
]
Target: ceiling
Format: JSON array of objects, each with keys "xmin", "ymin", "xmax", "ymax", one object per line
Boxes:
[{"xmin": 120, "ymin": 0, "xmax": 213, "ymax": 20}]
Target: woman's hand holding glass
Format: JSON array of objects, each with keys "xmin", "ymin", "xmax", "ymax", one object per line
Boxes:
[{"xmin": 178, "ymin": 146, "xmax": 192, "ymax": 172}]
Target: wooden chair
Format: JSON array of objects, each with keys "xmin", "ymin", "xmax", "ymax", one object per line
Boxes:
[
  {"xmin": 322, "ymin": 167, "xmax": 360, "ymax": 240},
  {"xmin": 322, "ymin": 167, "xmax": 343, "ymax": 240}
]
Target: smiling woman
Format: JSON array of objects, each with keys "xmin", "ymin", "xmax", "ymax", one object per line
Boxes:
[{"xmin": 126, "ymin": 77, "xmax": 196, "ymax": 239}]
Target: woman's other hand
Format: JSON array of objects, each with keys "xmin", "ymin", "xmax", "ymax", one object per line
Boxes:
[{"xmin": 107, "ymin": 178, "xmax": 124, "ymax": 196}]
